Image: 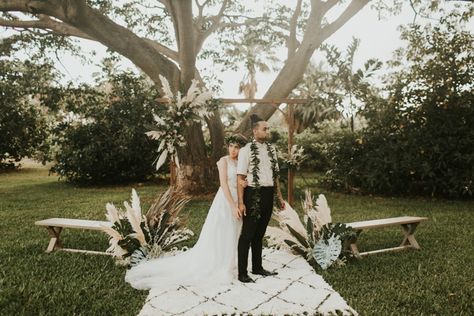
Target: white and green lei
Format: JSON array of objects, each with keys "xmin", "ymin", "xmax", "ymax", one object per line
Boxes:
[{"xmin": 249, "ymin": 138, "xmax": 279, "ymax": 219}]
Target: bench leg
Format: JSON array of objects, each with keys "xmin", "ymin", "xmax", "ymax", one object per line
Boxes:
[
  {"xmin": 348, "ymin": 234, "xmax": 362, "ymax": 258},
  {"xmin": 46, "ymin": 227, "xmax": 63, "ymax": 253},
  {"xmin": 400, "ymin": 223, "xmax": 421, "ymax": 249}
]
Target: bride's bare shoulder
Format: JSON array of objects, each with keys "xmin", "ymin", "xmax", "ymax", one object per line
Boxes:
[{"xmin": 217, "ymin": 155, "xmax": 229, "ymax": 166}]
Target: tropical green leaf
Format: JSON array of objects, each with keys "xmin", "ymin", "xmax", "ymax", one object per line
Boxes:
[
  {"xmin": 286, "ymin": 223, "xmax": 310, "ymax": 248},
  {"xmin": 284, "ymin": 239, "xmax": 308, "ymax": 257},
  {"xmin": 306, "ymin": 216, "xmax": 314, "ymax": 245}
]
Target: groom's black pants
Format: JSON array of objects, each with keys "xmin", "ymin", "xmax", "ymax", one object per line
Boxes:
[{"xmin": 238, "ymin": 186, "xmax": 274, "ymax": 277}]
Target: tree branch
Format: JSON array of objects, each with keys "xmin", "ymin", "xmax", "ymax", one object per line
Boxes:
[
  {"xmin": 0, "ymin": 15, "xmax": 94, "ymax": 40},
  {"xmin": 194, "ymin": 15, "xmax": 263, "ymax": 54},
  {"xmin": 2, "ymin": 1, "xmax": 180, "ymax": 88},
  {"xmin": 0, "ymin": 14, "xmax": 179, "ymax": 63},
  {"xmin": 319, "ymin": 0, "xmax": 370, "ymax": 42},
  {"xmin": 288, "ymin": 0, "xmax": 303, "ymax": 59},
  {"xmin": 0, "ymin": 0, "xmax": 32, "ymax": 12},
  {"xmin": 321, "ymin": 0, "xmax": 340, "ymax": 12},
  {"xmin": 194, "ymin": 0, "xmax": 205, "ymax": 33},
  {"xmin": 143, "ymin": 38, "xmax": 178, "ymax": 61},
  {"xmin": 193, "ymin": 0, "xmax": 230, "ymax": 53},
  {"xmin": 174, "ymin": 0, "xmax": 196, "ymax": 87}
]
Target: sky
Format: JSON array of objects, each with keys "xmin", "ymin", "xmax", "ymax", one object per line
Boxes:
[{"xmin": 8, "ymin": 1, "xmax": 472, "ymax": 101}]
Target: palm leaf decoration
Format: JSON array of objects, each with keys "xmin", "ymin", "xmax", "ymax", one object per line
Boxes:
[
  {"xmin": 101, "ymin": 186, "xmax": 193, "ymax": 266},
  {"xmin": 284, "ymin": 240, "xmax": 307, "ymax": 257},
  {"xmin": 146, "ymin": 186, "xmax": 190, "ymax": 229},
  {"xmin": 286, "ymin": 224, "xmax": 310, "ymax": 249},
  {"xmin": 265, "ymin": 190, "xmax": 355, "ymax": 271},
  {"xmin": 313, "ymin": 235, "xmax": 342, "ymax": 270}
]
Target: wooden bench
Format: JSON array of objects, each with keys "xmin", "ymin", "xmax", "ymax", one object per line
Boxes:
[
  {"xmin": 345, "ymin": 216, "xmax": 428, "ymax": 258},
  {"xmin": 35, "ymin": 218, "xmax": 112, "ymax": 255}
]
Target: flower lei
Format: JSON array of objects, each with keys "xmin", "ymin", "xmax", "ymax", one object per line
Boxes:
[
  {"xmin": 225, "ymin": 135, "xmax": 247, "ymax": 147},
  {"xmin": 249, "ymin": 138, "xmax": 279, "ymax": 219}
]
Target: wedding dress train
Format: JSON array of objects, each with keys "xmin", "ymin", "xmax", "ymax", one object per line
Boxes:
[{"xmin": 125, "ymin": 156, "xmax": 242, "ymax": 290}]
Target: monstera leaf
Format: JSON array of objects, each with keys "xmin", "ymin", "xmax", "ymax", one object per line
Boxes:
[{"xmin": 312, "ymin": 234, "xmax": 342, "ymax": 270}]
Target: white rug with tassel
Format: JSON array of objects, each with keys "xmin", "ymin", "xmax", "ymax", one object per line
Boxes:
[{"xmin": 137, "ymin": 248, "xmax": 357, "ymax": 316}]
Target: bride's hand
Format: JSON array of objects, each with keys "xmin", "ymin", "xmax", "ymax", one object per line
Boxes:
[
  {"xmin": 238, "ymin": 178, "xmax": 248, "ymax": 188},
  {"xmin": 233, "ymin": 206, "xmax": 240, "ymax": 219},
  {"xmin": 232, "ymin": 203, "xmax": 241, "ymax": 219}
]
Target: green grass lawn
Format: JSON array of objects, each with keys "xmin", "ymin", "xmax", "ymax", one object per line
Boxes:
[{"xmin": 1, "ymin": 164, "xmax": 473, "ymax": 315}]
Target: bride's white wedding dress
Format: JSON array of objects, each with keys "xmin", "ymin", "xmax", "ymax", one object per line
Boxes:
[{"xmin": 125, "ymin": 156, "xmax": 242, "ymax": 290}]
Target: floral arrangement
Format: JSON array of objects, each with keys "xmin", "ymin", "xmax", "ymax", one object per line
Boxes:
[
  {"xmin": 224, "ymin": 134, "xmax": 247, "ymax": 147},
  {"xmin": 265, "ymin": 189, "xmax": 355, "ymax": 270},
  {"xmin": 146, "ymin": 75, "xmax": 214, "ymax": 170},
  {"xmin": 101, "ymin": 187, "xmax": 194, "ymax": 267},
  {"xmin": 279, "ymin": 145, "xmax": 307, "ymax": 170}
]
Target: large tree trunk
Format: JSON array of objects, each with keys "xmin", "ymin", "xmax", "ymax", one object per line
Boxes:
[{"xmin": 173, "ymin": 0, "xmax": 222, "ymax": 193}]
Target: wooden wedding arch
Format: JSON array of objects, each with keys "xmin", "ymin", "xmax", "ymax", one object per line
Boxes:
[{"xmin": 156, "ymin": 97, "xmax": 310, "ymax": 206}]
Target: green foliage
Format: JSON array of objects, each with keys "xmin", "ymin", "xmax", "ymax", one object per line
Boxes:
[
  {"xmin": 324, "ymin": 11, "xmax": 474, "ymax": 198},
  {"xmin": 291, "ymin": 39, "xmax": 382, "ymax": 132},
  {"xmin": 295, "ymin": 127, "xmax": 341, "ymax": 172},
  {"xmin": 50, "ymin": 72, "xmax": 161, "ymax": 184},
  {"xmin": 0, "ymin": 59, "xmax": 53, "ymax": 169},
  {"xmin": 272, "ymin": 124, "xmax": 343, "ymax": 172}
]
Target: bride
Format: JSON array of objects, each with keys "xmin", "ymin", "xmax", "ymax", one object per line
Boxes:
[{"xmin": 125, "ymin": 134, "xmax": 248, "ymax": 290}]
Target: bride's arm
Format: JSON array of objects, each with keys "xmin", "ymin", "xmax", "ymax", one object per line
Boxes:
[{"xmin": 217, "ymin": 158, "xmax": 240, "ymax": 218}]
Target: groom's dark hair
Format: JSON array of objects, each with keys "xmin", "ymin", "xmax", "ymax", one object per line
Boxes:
[{"xmin": 250, "ymin": 114, "xmax": 265, "ymax": 130}]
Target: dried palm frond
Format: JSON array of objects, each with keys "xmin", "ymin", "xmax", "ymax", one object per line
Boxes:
[
  {"xmin": 183, "ymin": 79, "xmax": 199, "ymax": 104},
  {"xmin": 159, "ymin": 74, "xmax": 174, "ymax": 99},
  {"xmin": 190, "ymin": 90, "xmax": 213, "ymax": 108},
  {"xmin": 302, "ymin": 190, "xmax": 332, "ymax": 233},
  {"xmin": 265, "ymin": 226, "xmax": 298, "ymax": 251},
  {"xmin": 146, "ymin": 186, "xmax": 190, "ymax": 230},
  {"xmin": 102, "ymin": 187, "xmax": 193, "ymax": 265},
  {"xmin": 315, "ymin": 194, "xmax": 332, "ymax": 230},
  {"xmin": 105, "ymin": 203, "xmax": 121, "ymax": 224},
  {"xmin": 272, "ymin": 201, "xmax": 307, "ymax": 239},
  {"xmin": 238, "ymin": 80, "xmax": 257, "ymax": 99}
]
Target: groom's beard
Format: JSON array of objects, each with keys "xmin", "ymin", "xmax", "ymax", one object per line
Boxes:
[{"xmin": 255, "ymin": 136, "xmax": 268, "ymax": 142}]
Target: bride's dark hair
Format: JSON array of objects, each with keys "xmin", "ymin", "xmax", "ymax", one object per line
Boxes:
[{"xmin": 225, "ymin": 134, "xmax": 247, "ymax": 147}]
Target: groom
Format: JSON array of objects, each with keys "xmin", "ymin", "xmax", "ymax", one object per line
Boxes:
[{"xmin": 236, "ymin": 114, "xmax": 285, "ymax": 283}]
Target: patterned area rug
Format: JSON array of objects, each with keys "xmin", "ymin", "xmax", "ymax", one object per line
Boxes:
[{"xmin": 138, "ymin": 248, "xmax": 357, "ymax": 315}]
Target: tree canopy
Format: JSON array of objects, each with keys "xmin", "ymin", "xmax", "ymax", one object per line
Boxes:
[{"xmin": 1, "ymin": 0, "xmax": 471, "ymax": 191}]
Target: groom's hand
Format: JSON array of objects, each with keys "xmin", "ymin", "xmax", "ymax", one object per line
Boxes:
[{"xmin": 239, "ymin": 203, "xmax": 246, "ymax": 217}]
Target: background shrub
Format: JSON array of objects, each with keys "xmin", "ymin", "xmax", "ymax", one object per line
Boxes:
[
  {"xmin": 50, "ymin": 73, "xmax": 161, "ymax": 184},
  {"xmin": 0, "ymin": 60, "xmax": 51, "ymax": 170},
  {"xmin": 323, "ymin": 12, "xmax": 474, "ymax": 198}
]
